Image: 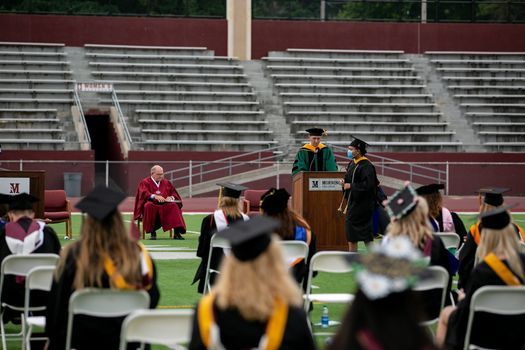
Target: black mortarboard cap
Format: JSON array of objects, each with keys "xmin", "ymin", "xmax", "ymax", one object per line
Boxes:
[
  {"xmin": 216, "ymin": 182, "xmax": 248, "ymax": 199},
  {"xmin": 416, "ymin": 183, "xmax": 445, "ymax": 196},
  {"xmin": 349, "ymin": 137, "xmax": 370, "ymax": 155},
  {"xmin": 75, "ymin": 185, "xmax": 126, "ymax": 221},
  {"xmin": 478, "ymin": 187, "xmax": 509, "ymax": 207},
  {"xmin": 216, "ymin": 216, "xmax": 280, "ymax": 262},
  {"xmin": 0, "ymin": 193, "xmax": 39, "ymax": 211},
  {"xmin": 385, "ymin": 183, "xmax": 419, "ymax": 220},
  {"xmin": 260, "ymin": 188, "xmax": 291, "ymax": 215},
  {"xmin": 305, "ymin": 127, "xmax": 326, "ymax": 137},
  {"xmin": 479, "ymin": 204, "xmax": 516, "ymax": 230}
]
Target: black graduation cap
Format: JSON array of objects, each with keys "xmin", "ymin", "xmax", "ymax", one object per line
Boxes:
[
  {"xmin": 216, "ymin": 182, "xmax": 248, "ymax": 199},
  {"xmin": 385, "ymin": 183, "xmax": 419, "ymax": 220},
  {"xmin": 0, "ymin": 193, "xmax": 39, "ymax": 211},
  {"xmin": 416, "ymin": 183, "xmax": 445, "ymax": 196},
  {"xmin": 75, "ymin": 185, "xmax": 126, "ymax": 221},
  {"xmin": 260, "ymin": 188, "xmax": 291, "ymax": 215},
  {"xmin": 349, "ymin": 137, "xmax": 370, "ymax": 155},
  {"xmin": 478, "ymin": 187, "xmax": 509, "ymax": 207},
  {"xmin": 479, "ymin": 204, "xmax": 516, "ymax": 230},
  {"xmin": 305, "ymin": 127, "xmax": 326, "ymax": 137},
  {"xmin": 216, "ymin": 216, "xmax": 280, "ymax": 262}
]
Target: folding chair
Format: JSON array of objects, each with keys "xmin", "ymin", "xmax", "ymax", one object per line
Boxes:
[
  {"xmin": 23, "ymin": 266, "xmax": 56, "ymax": 350},
  {"xmin": 435, "ymin": 232, "xmax": 461, "ymax": 254},
  {"xmin": 413, "ymin": 265, "xmax": 449, "ymax": 329},
  {"xmin": 303, "ymin": 251, "xmax": 355, "ymax": 313},
  {"xmin": 278, "ymin": 240, "xmax": 309, "ymax": 267},
  {"xmin": 463, "ymin": 285, "xmax": 525, "ymax": 350},
  {"xmin": 119, "ymin": 309, "xmax": 194, "ymax": 350},
  {"xmin": 203, "ymin": 234, "xmax": 230, "ymax": 295},
  {"xmin": 65, "ymin": 288, "xmax": 150, "ymax": 350},
  {"xmin": 0, "ymin": 254, "xmax": 59, "ymax": 350}
]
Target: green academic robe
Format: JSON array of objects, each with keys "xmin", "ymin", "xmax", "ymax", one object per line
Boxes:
[{"xmin": 291, "ymin": 143, "xmax": 338, "ymax": 176}]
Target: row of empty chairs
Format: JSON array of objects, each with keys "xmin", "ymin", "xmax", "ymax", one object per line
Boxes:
[
  {"xmin": 428, "ymin": 51, "xmax": 525, "ymax": 151},
  {"xmin": 264, "ymin": 48, "xmax": 463, "ymax": 152},
  {"xmin": 85, "ymin": 43, "xmax": 276, "ymax": 151}
]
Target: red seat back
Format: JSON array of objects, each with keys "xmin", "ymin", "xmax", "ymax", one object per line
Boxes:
[
  {"xmin": 45, "ymin": 190, "xmax": 67, "ymax": 211},
  {"xmin": 244, "ymin": 190, "xmax": 267, "ymax": 212}
]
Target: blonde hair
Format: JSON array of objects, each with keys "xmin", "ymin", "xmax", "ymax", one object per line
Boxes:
[
  {"xmin": 477, "ymin": 222, "xmax": 524, "ymax": 280},
  {"xmin": 218, "ymin": 196, "xmax": 243, "ymax": 219},
  {"xmin": 479, "ymin": 202, "xmax": 497, "ymax": 214},
  {"xmin": 56, "ymin": 212, "xmax": 143, "ymax": 290},
  {"xmin": 214, "ymin": 238, "xmax": 303, "ymax": 321},
  {"xmin": 386, "ymin": 197, "xmax": 434, "ymax": 250}
]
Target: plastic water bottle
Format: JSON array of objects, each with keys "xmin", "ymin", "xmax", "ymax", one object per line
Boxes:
[{"xmin": 321, "ymin": 305, "xmax": 329, "ymax": 328}]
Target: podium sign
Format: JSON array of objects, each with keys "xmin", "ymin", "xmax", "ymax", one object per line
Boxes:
[
  {"xmin": 0, "ymin": 171, "xmax": 45, "ymax": 218},
  {"xmin": 292, "ymin": 171, "xmax": 347, "ymax": 251}
]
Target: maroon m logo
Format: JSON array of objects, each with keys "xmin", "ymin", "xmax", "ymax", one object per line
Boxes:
[{"xmin": 9, "ymin": 183, "xmax": 20, "ymax": 194}]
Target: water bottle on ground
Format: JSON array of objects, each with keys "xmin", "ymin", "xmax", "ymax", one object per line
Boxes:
[{"xmin": 321, "ymin": 305, "xmax": 329, "ymax": 328}]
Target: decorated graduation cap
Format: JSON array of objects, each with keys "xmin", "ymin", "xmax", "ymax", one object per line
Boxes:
[
  {"xmin": 216, "ymin": 182, "xmax": 248, "ymax": 199},
  {"xmin": 345, "ymin": 236, "xmax": 432, "ymax": 300},
  {"xmin": 479, "ymin": 204, "xmax": 516, "ymax": 230},
  {"xmin": 305, "ymin": 127, "xmax": 326, "ymax": 137},
  {"xmin": 0, "ymin": 193, "xmax": 39, "ymax": 211},
  {"xmin": 385, "ymin": 183, "xmax": 419, "ymax": 220},
  {"xmin": 349, "ymin": 137, "xmax": 369, "ymax": 155},
  {"xmin": 416, "ymin": 183, "xmax": 445, "ymax": 196},
  {"xmin": 260, "ymin": 188, "xmax": 291, "ymax": 215},
  {"xmin": 75, "ymin": 185, "xmax": 126, "ymax": 221},
  {"xmin": 216, "ymin": 216, "xmax": 280, "ymax": 262},
  {"xmin": 478, "ymin": 187, "xmax": 509, "ymax": 207}
]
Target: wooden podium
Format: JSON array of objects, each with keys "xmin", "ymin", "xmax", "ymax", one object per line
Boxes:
[
  {"xmin": 0, "ymin": 171, "xmax": 45, "ymax": 218},
  {"xmin": 292, "ymin": 171, "xmax": 347, "ymax": 251}
]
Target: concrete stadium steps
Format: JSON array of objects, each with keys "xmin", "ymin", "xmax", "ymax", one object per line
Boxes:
[
  {"xmin": 91, "ymin": 71, "xmax": 248, "ymax": 83},
  {"xmin": 142, "ymin": 129, "xmax": 273, "ymax": 141},
  {"xmin": 266, "ymin": 65, "xmax": 417, "ymax": 77},
  {"xmin": 134, "ymin": 109, "xmax": 264, "ymax": 121},
  {"xmin": 0, "ymin": 139, "xmax": 66, "ymax": 150},
  {"xmin": 138, "ymin": 119, "xmax": 267, "ymax": 131},
  {"xmin": 275, "ymin": 83, "xmax": 427, "ymax": 94},
  {"xmin": 0, "ymin": 117, "xmax": 61, "ymax": 129},
  {"xmin": 99, "ymin": 80, "xmax": 253, "ymax": 92},
  {"xmin": 86, "ymin": 52, "xmax": 237, "ymax": 65},
  {"xmin": 279, "ymin": 92, "xmax": 434, "ymax": 103},
  {"xmin": 327, "ymin": 140, "xmax": 462, "ymax": 152},
  {"xmin": 428, "ymin": 51, "xmax": 525, "ymax": 151},
  {"xmin": 270, "ymin": 74, "xmax": 422, "ymax": 85},
  {"xmin": 0, "ymin": 42, "xmax": 65, "ymax": 53},
  {"xmin": 112, "ymin": 90, "xmax": 256, "ymax": 102},
  {"xmin": 138, "ymin": 140, "xmax": 278, "ymax": 152},
  {"xmin": 105, "ymin": 100, "xmax": 261, "ymax": 112},
  {"xmin": 263, "ymin": 57, "xmax": 412, "ymax": 68},
  {"xmin": 287, "ymin": 111, "xmax": 445, "ymax": 122},
  {"xmin": 283, "ymin": 102, "xmax": 439, "ymax": 113},
  {"xmin": 84, "ymin": 44, "xmax": 210, "ymax": 56},
  {"xmin": 0, "ymin": 88, "xmax": 74, "ymax": 99},
  {"xmin": 0, "ymin": 78, "xmax": 76, "ymax": 89},
  {"xmin": 89, "ymin": 62, "xmax": 244, "ymax": 74},
  {"xmin": 292, "ymin": 120, "xmax": 450, "ymax": 132},
  {"xmin": 269, "ymin": 48, "xmax": 406, "ymax": 59}
]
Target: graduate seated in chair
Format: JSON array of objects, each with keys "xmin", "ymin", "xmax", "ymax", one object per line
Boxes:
[
  {"xmin": 133, "ymin": 165, "xmax": 186, "ymax": 240},
  {"xmin": 45, "ymin": 186, "xmax": 160, "ymax": 350},
  {"xmin": 0, "ymin": 193, "xmax": 61, "ymax": 325},
  {"xmin": 437, "ymin": 205, "xmax": 525, "ymax": 349},
  {"xmin": 189, "ymin": 216, "xmax": 315, "ymax": 350}
]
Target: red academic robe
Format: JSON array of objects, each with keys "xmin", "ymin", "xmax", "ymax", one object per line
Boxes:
[{"xmin": 133, "ymin": 177, "xmax": 186, "ymax": 234}]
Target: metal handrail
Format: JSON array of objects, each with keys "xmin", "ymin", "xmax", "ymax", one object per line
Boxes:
[
  {"xmin": 73, "ymin": 89, "xmax": 91, "ymax": 144},
  {"xmin": 111, "ymin": 90, "xmax": 133, "ymax": 145}
]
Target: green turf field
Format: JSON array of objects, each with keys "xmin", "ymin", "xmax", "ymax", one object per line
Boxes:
[{"xmin": 3, "ymin": 213, "xmax": 524, "ymax": 349}]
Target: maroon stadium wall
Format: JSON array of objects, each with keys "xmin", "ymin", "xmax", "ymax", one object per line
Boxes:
[{"xmin": 1, "ymin": 14, "xmax": 525, "ymax": 57}]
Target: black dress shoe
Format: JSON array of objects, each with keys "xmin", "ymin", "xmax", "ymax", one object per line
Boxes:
[{"xmin": 173, "ymin": 232, "xmax": 184, "ymax": 240}]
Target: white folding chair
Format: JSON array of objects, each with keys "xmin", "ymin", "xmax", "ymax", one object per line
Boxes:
[
  {"xmin": 413, "ymin": 265, "xmax": 449, "ymax": 328},
  {"xmin": 119, "ymin": 309, "xmax": 194, "ymax": 350},
  {"xmin": 435, "ymin": 232, "xmax": 461, "ymax": 253},
  {"xmin": 203, "ymin": 234, "xmax": 230, "ymax": 294},
  {"xmin": 23, "ymin": 266, "xmax": 56, "ymax": 350},
  {"xmin": 463, "ymin": 285, "xmax": 525, "ymax": 350},
  {"xmin": 303, "ymin": 251, "xmax": 355, "ymax": 313},
  {"xmin": 278, "ymin": 240, "xmax": 309, "ymax": 267},
  {"xmin": 65, "ymin": 288, "xmax": 150, "ymax": 350},
  {"xmin": 0, "ymin": 254, "xmax": 59, "ymax": 350}
]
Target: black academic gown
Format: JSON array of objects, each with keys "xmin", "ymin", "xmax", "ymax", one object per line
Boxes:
[
  {"xmin": 445, "ymin": 254, "xmax": 525, "ymax": 350},
  {"xmin": 45, "ymin": 243, "xmax": 160, "ymax": 350},
  {"xmin": 192, "ymin": 213, "xmax": 245, "ymax": 294},
  {"xmin": 344, "ymin": 158, "xmax": 378, "ymax": 243},
  {"xmin": 0, "ymin": 219, "xmax": 61, "ymax": 323},
  {"xmin": 434, "ymin": 211, "xmax": 468, "ymax": 247},
  {"xmin": 189, "ymin": 301, "xmax": 315, "ymax": 350},
  {"xmin": 458, "ymin": 222, "xmax": 523, "ymax": 290}
]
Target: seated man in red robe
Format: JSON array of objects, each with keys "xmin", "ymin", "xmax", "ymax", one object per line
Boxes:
[{"xmin": 133, "ymin": 165, "xmax": 186, "ymax": 240}]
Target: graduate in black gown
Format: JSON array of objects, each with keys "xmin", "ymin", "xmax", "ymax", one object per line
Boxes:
[
  {"xmin": 192, "ymin": 183, "xmax": 249, "ymax": 294},
  {"xmin": 0, "ymin": 193, "xmax": 61, "ymax": 324},
  {"xmin": 416, "ymin": 183, "xmax": 468, "ymax": 246},
  {"xmin": 458, "ymin": 188, "xmax": 524, "ymax": 290},
  {"xmin": 45, "ymin": 186, "xmax": 160, "ymax": 350},
  {"xmin": 343, "ymin": 137, "xmax": 379, "ymax": 252},
  {"xmin": 383, "ymin": 183, "xmax": 458, "ymax": 317},
  {"xmin": 328, "ymin": 236, "xmax": 438, "ymax": 350},
  {"xmin": 437, "ymin": 206, "xmax": 525, "ymax": 350},
  {"xmin": 189, "ymin": 216, "xmax": 315, "ymax": 350},
  {"xmin": 259, "ymin": 187, "xmax": 317, "ymax": 289}
]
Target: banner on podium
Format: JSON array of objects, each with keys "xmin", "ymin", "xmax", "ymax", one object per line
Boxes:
[
  {"xmin": 0, "ymin": 178, "xmax": 30, "ymax": 194},
  {"xmin": 308, "ymin": 178, "xmax": 342, "ymax": 191}
]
